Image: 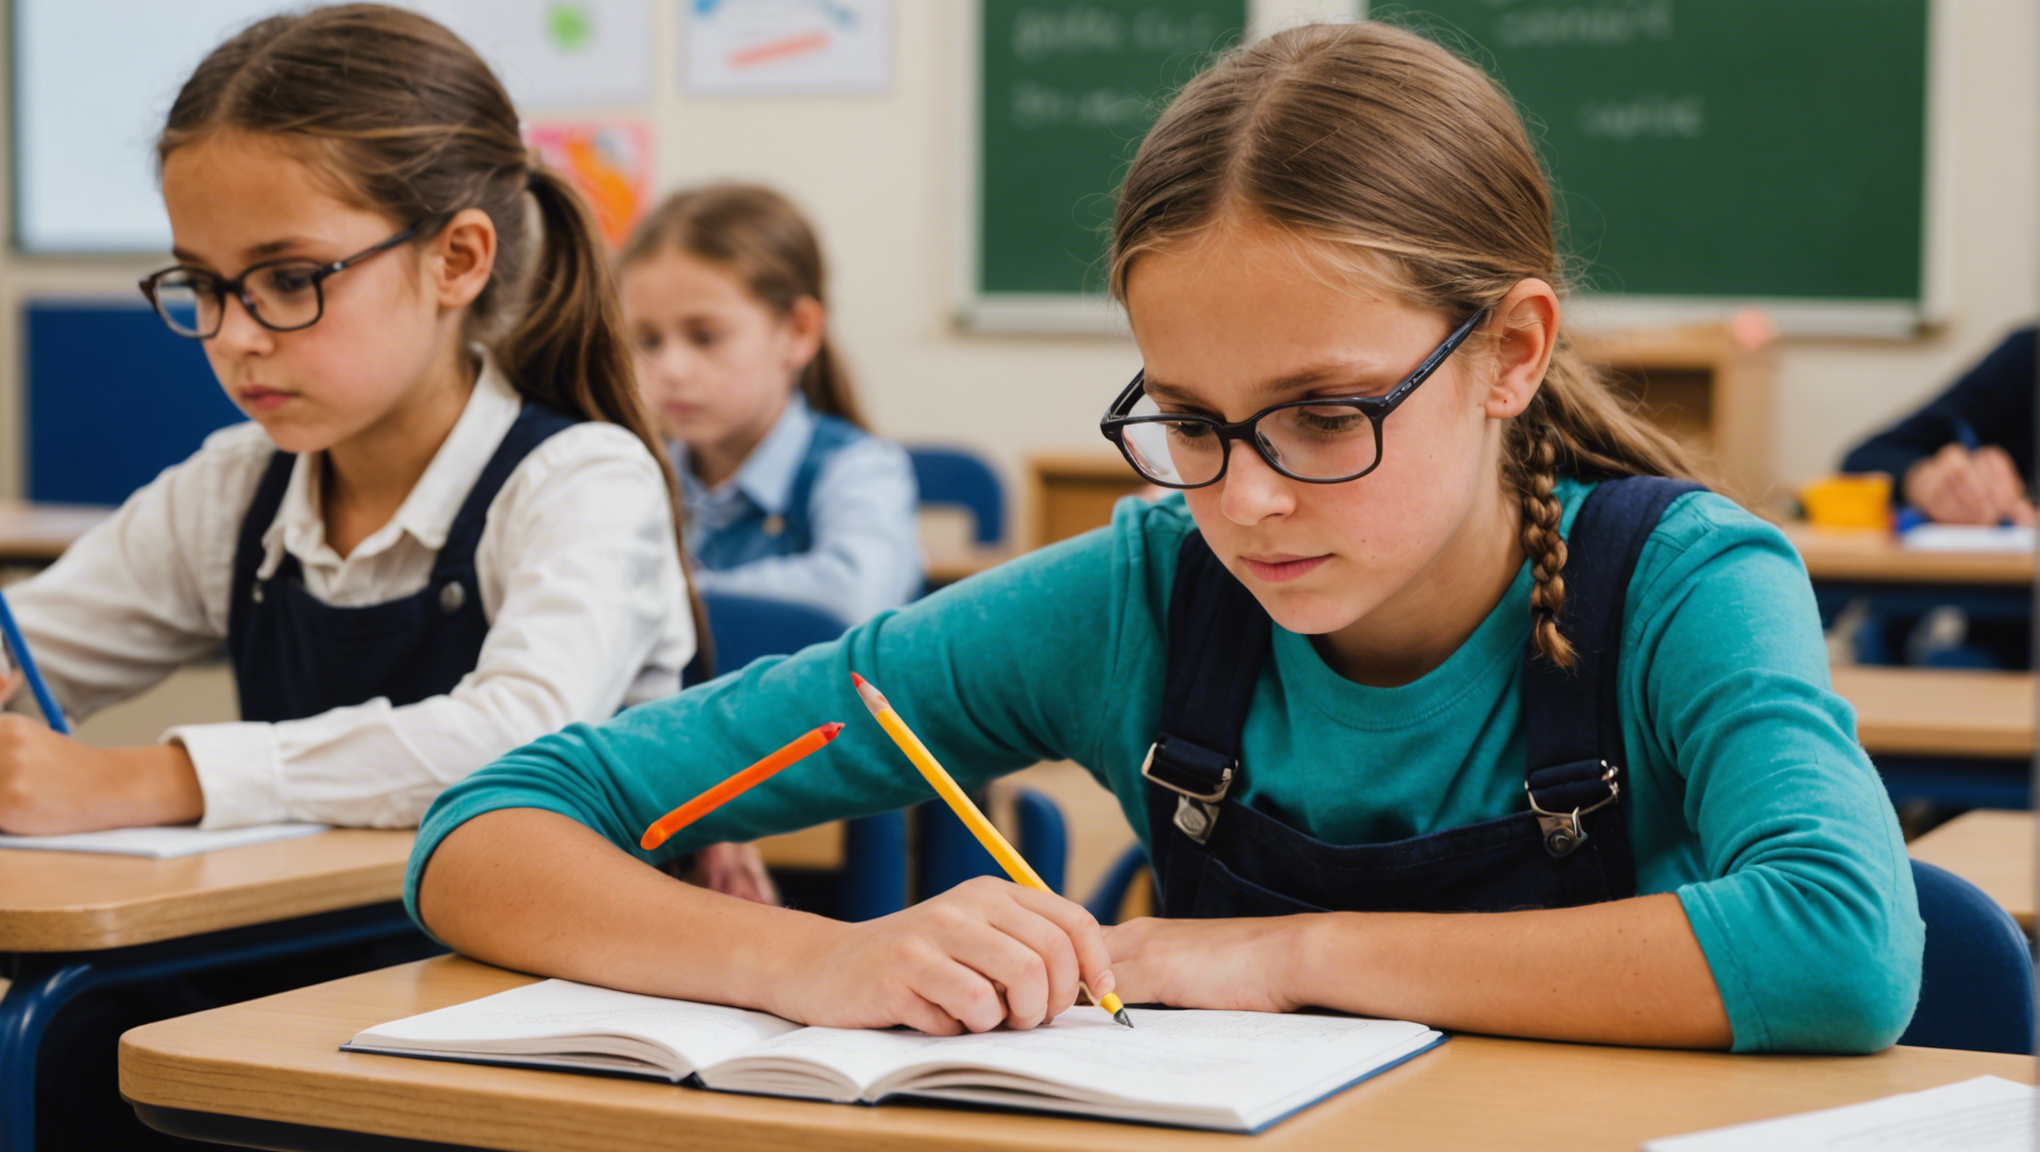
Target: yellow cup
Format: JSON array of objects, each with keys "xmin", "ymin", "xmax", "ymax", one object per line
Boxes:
[{"xmin": 1800, "ymin": 474, "xmax": 1893, "ymax": 530}]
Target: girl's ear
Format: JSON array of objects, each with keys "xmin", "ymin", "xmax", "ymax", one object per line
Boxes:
[
  {"xmin": 1483, "ymin": 278, "xmax": 1560, "ymax": 419},
  {"xmin": 781, "ymin": 296, "xmax": 826, "ymax": 376},
  {"xmin": 429, "ymin": 208, "xmax": 497, "ymax": 310}
]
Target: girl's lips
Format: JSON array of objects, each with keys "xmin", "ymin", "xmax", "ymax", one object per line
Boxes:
[
  {"xmin": 239, "ymin": 387, "xmax": 295, "ymax": 412},
  {"xmin": 1241, "ymin": 554, "xmax": 1331, "ymax": 583}
]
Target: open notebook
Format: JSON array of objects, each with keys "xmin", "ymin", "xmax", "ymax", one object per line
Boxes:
[{"xmin": 344, "ymin": 978, "xmax": 1445, "ymax": 1133}]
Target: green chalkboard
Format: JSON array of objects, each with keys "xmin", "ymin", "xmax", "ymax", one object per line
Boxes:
[
  {"xmin": 975, "ymin": 0, "xmax": 1247, "ymax": 303},
  {"xmin": 1385, "ymin": 0, "xmax": 1929, "ymax": 305}
]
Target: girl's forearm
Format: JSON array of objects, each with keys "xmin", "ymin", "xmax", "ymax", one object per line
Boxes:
[
  {"xmin": 414, "ymin": 808, "xmax": 828, "ymax": 1010},
  {"xmin": 1286, "ymin": 893, "xmax": 1732, "ymax": 1048}
]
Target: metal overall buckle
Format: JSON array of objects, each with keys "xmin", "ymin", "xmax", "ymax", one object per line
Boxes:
[
  {"xmin": 1141, "ymin": 742, "xmax": 1232, "ymax": 845},
  {"xmin": 1525, "ymin": 761, "xmax": 1620, "ymax": 858}
]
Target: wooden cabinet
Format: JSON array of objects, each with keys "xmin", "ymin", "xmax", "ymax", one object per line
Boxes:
[
  {"xmin": 1026, "ymin": 452, "xmax": 1150, "ymax": 547},
  {"xmin": 1573, "ymin": 324, "xmax": 1773, "ymax": 501}
]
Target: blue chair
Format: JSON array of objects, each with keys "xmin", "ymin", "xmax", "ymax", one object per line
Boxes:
[
  {"xmin": 907, "ymin": 446, "xmax": 1006, "ymax": 546},
  {"xmin": 1900, "ymin": 859, "xmax": 2035, "ymax": 1054},
  {"xmin": 695, "ymin": 590, "xmax": 906, "ymax": 922},
  {"xmin": 26, "ymin": 300, "xmax": 244, "ymax": 505},
  {"xmin": 1085, "ymin": 843, "xmax": 1153, "ymax": 924},
  {"xmin": 917, "ymin": 787, "xmax": 1068, "ymax": 899}
]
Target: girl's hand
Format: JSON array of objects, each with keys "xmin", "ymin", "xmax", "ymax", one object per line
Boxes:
[
  {"xmin": 1904, "ymin": 443, "xmax": 2039, "ymax": 526},
  {"xmin": 688, "ymin": 841, "xmax": 780, "ymax": 906},
  {"xmin": 0, "ymin": 718, "xmax": 203, "ymax": 834},
  {"xmin": 1102, "ymin": 915, "xmax": 1307, "ymax": 1014},
  {"xmin": 764, "ymin": 875, "xmax": 1114, "ymax": 1036}
]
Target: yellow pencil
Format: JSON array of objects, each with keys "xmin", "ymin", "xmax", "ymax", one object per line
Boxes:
[{"xmin": 852, "ymin": 672, "xmax": 1133, "ymax": 1029}]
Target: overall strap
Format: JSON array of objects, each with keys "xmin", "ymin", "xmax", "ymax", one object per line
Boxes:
[
  {"xmin": 1521, "ymin": 476, "xmax": 1703, "ymax": 850},
  {"xmin": 780, "ymin": 413, "xmax": 862, "ymax": 554},
  {"xmin": 1146, "ymin": 533, "xmax": 1272, "ymax": 808},
  {"xmin": 227, "ymin": 450, "xmax": 299, "ymax": 642},
  {"xmin": 430, "ymin": 400, "xmax": 582, "ymax": 581}
]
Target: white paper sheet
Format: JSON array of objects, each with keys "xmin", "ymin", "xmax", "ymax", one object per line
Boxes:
[
  {"xmin": 1902, "ymin": 524, "xmax": 2038, "ymax": 553},
  {"xmin": 1645, "ymin": 1075, "xmax": 2038, "ymax": 1152},
  {"xmin": 0, "ymin": 823, "xmax": 328, "ymax": 858}
]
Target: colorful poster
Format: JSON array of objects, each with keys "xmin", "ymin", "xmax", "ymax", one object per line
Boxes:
[
  {"xmin": 684, "ymin": 0, "xmax": 892, "ymax": 95},
  {"xmin": 526, "ymin": 121, "xmax": 656, "ymax": 249}
]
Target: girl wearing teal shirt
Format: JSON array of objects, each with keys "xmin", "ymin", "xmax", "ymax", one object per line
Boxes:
[{"xmin": 408, "ymin": 22, "xmax": 1920, "ymax": 1053}]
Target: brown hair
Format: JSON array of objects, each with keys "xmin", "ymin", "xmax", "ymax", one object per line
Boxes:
[
  {"xmin": 1110, "ymin": 22, "xmax": 1703, "ymax": 668},
  {"xmin": 156, "ymin": 3, "xmax": 712, "ymax": 669},
  {"xmin": 619, "ymin": 183, "xmax": 866, "ymax": 429}
]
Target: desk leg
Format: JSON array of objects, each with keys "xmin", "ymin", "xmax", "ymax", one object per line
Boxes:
[{"xmin": 1, "ymin": 901, "xmax": 423, "ymax": 1152}]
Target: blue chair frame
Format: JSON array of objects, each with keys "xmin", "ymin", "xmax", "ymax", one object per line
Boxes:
[
  {"xmin": 907, "ymin": 446, "xmax": 1006, "ymax": 546},
  {"xmin": 1900, "ymin": 859, "xmax": 2035, "ymax": 1054},
  {"xmin": 916, "ymin": 788, "xmax": 1067, "ymax": 900},
  {"xmin": 2, "ymin": 902, "xmax": 425, "ymax": 1151},
  {"xmin": 697, "ymin": 591, "xmax": 907, "ymax": 922}
]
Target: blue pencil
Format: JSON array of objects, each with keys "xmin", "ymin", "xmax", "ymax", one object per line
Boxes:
[{"xmin": 0, "ymin": 588, "xmax": 68, "ymax": 734}]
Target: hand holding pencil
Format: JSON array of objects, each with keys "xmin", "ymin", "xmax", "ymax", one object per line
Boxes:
[{"xmin": 853, "ymin": 672, "xmax": 1134, "ymax": 1029}]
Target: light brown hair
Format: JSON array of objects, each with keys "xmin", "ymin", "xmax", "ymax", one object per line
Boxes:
[
  {"xmin": 1110, "ymin": 21, "xmax": 1703, "ymax": 667},
  {"xmin": 619, "ymin": 183, "xmax": 867, "ymax": 429},
  {"xmin": 156, "ymin": 3, "xmax": 712, "ymax": 668}
]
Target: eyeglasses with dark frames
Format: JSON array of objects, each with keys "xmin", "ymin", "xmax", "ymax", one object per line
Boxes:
[
  {"xmin": 1098, "ymin": 306, "xmax": 1492, "ymax": 489},
  {"xmin": 137, "ymin": 221, "xmax": 436, "ymax": 340}
]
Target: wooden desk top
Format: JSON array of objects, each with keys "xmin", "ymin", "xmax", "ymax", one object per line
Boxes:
[
  {"xmin": 121, "ymin": 955, "xmax": 2033, "ymax": 1152},
  {"xmin": 0, "ymin": 829, "xmax": 413, "ymax": 952},
  {"xmin": 0, "ymin": 499, "xmax": 112, "ymax": 564},
  {"xmin": 922, "ymin": 544, "xmax": 1015, "ymax": 588},
  {"xmin": 1781, "ymin": 523, "xmax": 2035, "ymax": 586},
  {"xmin": 1830, "ymin": 666, "xmax": 2036, "ymax": 759},
  {"xmin": 1909, "ymin": 810, "xmax": 2035, "ymax": 931}
]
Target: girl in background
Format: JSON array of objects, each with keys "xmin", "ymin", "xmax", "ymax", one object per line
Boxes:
[
  {"xmin": 620, "ymin": 184, "xmax": 922, "ymax": 626},
  {"xmin": 410, "ymin": 23, "xmax": 1917, "ymax": 1055}
]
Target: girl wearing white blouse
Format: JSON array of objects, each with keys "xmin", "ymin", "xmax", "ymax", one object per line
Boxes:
[{"xmin": 0, "ymin": 6, "xmax": 699, "ymax": 836}]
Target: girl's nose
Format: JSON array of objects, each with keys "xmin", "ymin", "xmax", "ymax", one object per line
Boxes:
[
  {"xmin": 1216, "ymin": 438, "xmax": 1296, "ymax": 525},
  {"xmin": 209, "ymin": 294, "xmax": 273, "ymax": 358}
]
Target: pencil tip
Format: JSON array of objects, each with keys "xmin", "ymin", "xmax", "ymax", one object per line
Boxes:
[
  {"xmin": 1113, "ymin": 1008, "xmax": 1134, "ymax": 1029},
  {"xmin": 850, "ymin": 672, "xmax": 865, "ymax": 688},
  {"xmin": 820, "ymin": 721, "xmax": 845, "ymax": 739}
]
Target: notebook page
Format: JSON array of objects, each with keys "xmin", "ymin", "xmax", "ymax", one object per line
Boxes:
[
  {"xmin": 1645, "ymin": 1076, "xmax": 2038, "ymax": 1152},
  {"xmin": 707, "ymin": 1004, "xmax": 1436, "ymax": 1116},
  {"xmin": 0, "ymin": 822, "xmax": 327, "ymax": 857},
  {"xmin": 350, "ymin": 979, "xmax": 801, "ymax": 1075}
]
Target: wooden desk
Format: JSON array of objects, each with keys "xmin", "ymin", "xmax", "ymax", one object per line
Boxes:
[
  {"xmin": 1909, "ymin": 810, "xmax": 2035, "ymax": 932},
  {"xmin": 0, "ymin": 829, "xmax": 414, "ymax": 952},
  {"xmin": 1, "ymin": 830, "xmax": 418, "ymax": 1150},
  {"xmin": 0, "ymin": 500, "xmax": 111, "ymax": 565},
  {"xmin": 122, "ymin": 955, "xmax": 2033, "ymax": 1152},
  {"xmin": 1783, "ymin": 523, "xmax": 2035, "ymax": 586},
  {"xmin": 1831, "ymin": 667, "xmax": 2035, "ymax": 760}
]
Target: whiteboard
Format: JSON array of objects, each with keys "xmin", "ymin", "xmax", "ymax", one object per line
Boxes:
[{"xmin": 12, "ymin": 0, "xmax": 654, "ymax": 254}]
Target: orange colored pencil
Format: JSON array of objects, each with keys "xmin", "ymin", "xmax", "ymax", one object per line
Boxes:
[{"xmin": 640, "ymin": 722, "xmax": 844, "ymax": 851}]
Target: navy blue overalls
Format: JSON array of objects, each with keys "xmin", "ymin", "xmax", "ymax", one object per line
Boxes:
[
  {"xmin": 36, "ymin": 401, "xmax": 584, "ymax": 1150},
  {"xmin": 1140, "ymin": 477, "xmax": 1701, "ymax": 918},
  {"xmin": 227, "ymin": 400, "xmax": 579, "ymax": 716},
  {"xmin": 689, "ymin": 411, "xmax": 860, "ymax": 572}
]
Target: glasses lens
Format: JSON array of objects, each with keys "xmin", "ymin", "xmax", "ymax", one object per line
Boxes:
[
  {"xmin": 150, "ymin": 271, "xmax": 215, "ymax": 336},
  {"xmin": 1261, "ymin": 403, "xmax": 1379, "ymax": 480},
  {"xmin": 1118, "ymin": 394, "xmax": 1225, "ymax": 486},
  {"xmin": 245, "ymin": 264, "xmax": 324, "ymax": 330}
]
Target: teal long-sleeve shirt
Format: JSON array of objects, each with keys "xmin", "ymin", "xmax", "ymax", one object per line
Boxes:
[{"xmin": 408, "ymin": 479, "xmax": 1922, "ymax": 1054}]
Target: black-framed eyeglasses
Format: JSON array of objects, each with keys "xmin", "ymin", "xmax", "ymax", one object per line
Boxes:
[
  {"xmin": 137, "ymin": 222, "xmax": 434, "ymax": 340},
  {"xmin": 1098, "ymin": 306, "xmax": 1492, "ymax": 489}
]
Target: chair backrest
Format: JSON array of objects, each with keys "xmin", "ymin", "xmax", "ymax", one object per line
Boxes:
[
  {"xmin": 907, "ymin": 446, "xmax": 1006, "ymax": 546},
  {"xmin": 1900, "ymin": 859, "xmax": 2035, "ymax": 1054},
  {"xmin": 916, "ymin": 788, "xmax": 1067, "ymax": 900},
  {"xmin": 698, "ymin": 591, "xmax": 848, "ymax": 678}
]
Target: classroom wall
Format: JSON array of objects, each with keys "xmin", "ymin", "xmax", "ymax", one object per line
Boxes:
[{"xmin": 0, "ymin": 0, "xmax": 2034, "ymax": 519}]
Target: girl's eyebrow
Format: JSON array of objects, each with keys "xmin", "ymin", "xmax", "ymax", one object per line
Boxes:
[
  {"xmin": 1145, "ymin": 359, "xmax": 1401, "ymax": 406},
  {"xmin": 169, "ymin": 237, "xmax": 318, "ymax": 267}
]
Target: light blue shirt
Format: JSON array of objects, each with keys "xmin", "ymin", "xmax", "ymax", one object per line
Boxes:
[{"xmin": 674, "ymin": 395, "xmax": 922, "ymax": 623}]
